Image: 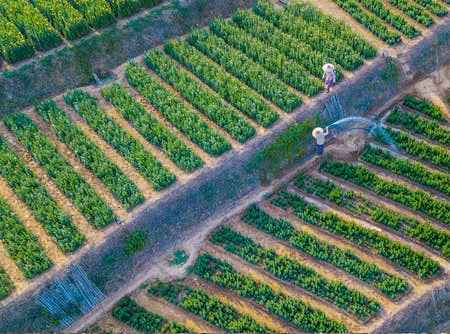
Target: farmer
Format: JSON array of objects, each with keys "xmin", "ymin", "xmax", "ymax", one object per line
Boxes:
[
  {"xmin": 322, "ymin": 63, "xmax": 336, "ymax": 93},
  {"xmin": 312, "ymin": 127, "xmax": 329, "ymax": 155}
]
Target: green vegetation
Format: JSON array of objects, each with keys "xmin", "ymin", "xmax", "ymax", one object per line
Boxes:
[
  {"xmin": 193, "ymin": 253, "xmax": 347, "ymax": 333},
  {"xmin": 125, "ymin": 62, "xmax": 232, "ymax": 156},
  {"xmin": 0, "ymin": 268, "xmax": 13, "ymax": 301},
  {"xmin": 123, "ymin": 229, "xmax": 148, "ymax": 256},
  {"xmin": 242, "ymin": 205, "xmax": 409, "ymax": 299},
  {"xmin": 65, "ymin": 89, "xmax": 176, "ymax": 190},
  {"xmin": 403, "ymin": 96, "xmax": 446, "ymax": 122},
  {"xmin": 211, "ymin": 226, "xmax": 381, "ymax": 320},
  {"xmin": 112, "ymin": 296, "xmax": 189, "ymax": 333},
  {"xmin": 149, "ymin": 281, "xmax": 269, "ymax": 333},
  {"xmin": 294, "ymin": 173, "xmax": 450, "ymax": 257},
  {"xmin": 321, "ymin": 160, "xmax": 450, "ymax": 226},
  {"xmin": 169, "ymin": 250, "xmax": 188, "ymax": 266},
  {"xmin": 0, "ymin": 136, "xmax": 85, "ymax": 252},
  {"xmin": 36, "ymin": 100, "xmax": 144, "ymax": 209},
  {"xmin": 4, "ymin": 112, "xmax": 116, "ymax": 229}
]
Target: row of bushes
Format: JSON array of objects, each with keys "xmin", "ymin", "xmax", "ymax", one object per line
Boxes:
[
  {"xmin": 149, "ymin": 281, "xmax": 268, "ymax": 333},
  {"xmin": 65, "ymin": 89, "xmax": 176, "ymax": 190},
  {"xmin": 361, "ymin": 145, "xmax": 450, "ymax": 196},
  {"xmin": 0, "ymin": 268, "xmax": 13, "ymax": 301},
  {"xmin": 357, "ymin": 0, "xmax": 420, "ymax": 37},
  {"xmin": 165, "ymin": 40, "xmax": 279, "ymax": 128},
  {"xmin": 101, "ymin": 84, "xmax": 203, "ymax": 173},
  {"xmin": 37, "ymin": 100, "xmax": 144, "ymax": 210},
  {"xmin": 211, "ymin": 226, "xmax": 381, "ymax": 320},
  {"xmin": 286, "ymin": 2, "xmax": 377, "ymax": 59},
  {"xmin": 232, "ymin": 10, "xmax": 344, "ymax": 80},
  {"xmin": 112, "ymin": 296, "xmax": 188, "ymax": 333},
  {"xmin": 410, "ymin": 0, "xmax": 448, "ymax": 16},
  {"xmin": 145, "ymin": 49, "xmax": 256, "ymax": 143},
  {"xmin": 0, "ymin": 0, "xmax": 62, "ymax": 52},
  {"xmin": 242, "ymin": 205, "xmax": 409, "ymax": 300},
  {"xmin": 381, "ymin": 128, "xmax": 450, "ymax": 171},
  {"xmin": 33, "ymin": 0, "xmax": 90, "ymax": 40},
  {"xmin": 386, "ymin": 107, "xmax": 450, "ymax": 146},
  {"xmin": 321, "ymin": 160, "xmax": 450, "ymax": 227},
  {"xmin": 0, "ymin": 134, "xmax": 86, "ymax": 254},
  {"xmin": 4, "ymin": 112, "xmax": 116, "ymax": 229},
  {"xmin": 209, "ymin": 18, "xmax": 323, "ymax": 97},
  {"xmin": 272, "ymin": 190, "xmax": 440, "ymax": 279},
  {"xmin": 188, "ymin": 29, "xmax": 302, "ymax": 112},
  {"xmin": 387, "ymin": 0, "xmax": 434, "ymax": 26},
  {"xmin": 332, "ymin": 0, "xmax": 401, "ymax": 44},
  {"xmin": 0, "ymin": 17, "xmax": 34, "ymax": 63},
  {"xmin": 254, "ymin": 0, "xmax": 364, "ymax": 70},
  {"xmin": 403, "ymin": 95, "xmax": 446, "ymax": 122},
  {"xmin": 193, "ymin": 253, "xmax": 347, "ymax": 333},
  {"xmin": 0, "ymin": 197, "xmax": 52, "ymax": 278},
  {"xmin": 294, "ymin": 173, "xmax": 450, "ymax": 258},
  {"xmin": 125, "ymin": 62, "xmax": 232, "ymax": 156}
]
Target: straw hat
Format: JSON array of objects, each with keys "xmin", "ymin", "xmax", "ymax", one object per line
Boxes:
[{"xmin": 322, "ymin": 63, "xmax": 335, "ymax": 72}]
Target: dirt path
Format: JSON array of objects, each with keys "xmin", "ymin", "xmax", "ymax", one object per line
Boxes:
[
  {"xmin": 25, "ymin": 109, "xmax": 127, "ymax": 220},
  {"xmin": 133, "ymin": 292, "xmax": 222, "ymax": 334},
  {"xmin": 91, "ymin": 315, "xmax": 138, "ymax": 334},
  {"xmin": 231, "ymin": 219, "xmax": 397, "ymax": 308},
  {"xmin": 185, "ymin": 275, "xmax": 302, "ymax": 334},
  {"xmin": 202, "ymin": 242, "xmax": 363, "ymax": 332},
  {"xmin": 0, "ymin": 123, "xmax": 97, "ymax": 243}
]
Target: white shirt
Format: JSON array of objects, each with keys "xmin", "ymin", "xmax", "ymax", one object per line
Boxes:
[{"xmin": 312, "ymin": 127, "xmax": 329, "ymax": 145}]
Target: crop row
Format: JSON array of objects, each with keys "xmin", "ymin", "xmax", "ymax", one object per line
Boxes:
[
  {"xmin": 361, "ymin": 145, "xmax": 450, "ymax": 196},
  {"xmin": 0, "ymin": 0, "xmax": 162, "ymax": 63},
  {"xmin": 321, "ymin": 160, "xmax": 450, "ymax": 227},
  {"xmin": 0, "ymin": 0, "xmax": 62, "ymax": 51},
  {"xmin": 242, "ymin": 205, "xmax": 409, "ymax": 300},
  {"xmin": 0, "ymin": 17, "xmax": 34, "ymax": 63},
  {"xmin": 272, "ymin": 190, "xmax": 440, "ymax": 279},
  {"xmin": 37, "ymin": 100, "xmax": 144, "ymax": 210},
  {"xmin": 0, "ymin": 268, "xmax": 13, "ymax": 301},
  {"xmin": 232, "ymin": 10, "xmax": 344, "ymax": 81},
  {"xmin": 387, "ymin": 0, "xmax": 434, "ymax": 26},
  {"xmin": 65, "ymin": 89, "xmax": 176, "ymax": 190},
  {"xmin": 403, "ymin": 95, "xmax": 446, "ymax": 122},
  {"xmin": 101, "ymin": 84, "xmax": 203, "ymax": 172},
  {"xmin": 32, "ymin": 0, "xmax": 90, "ymax": 40},
  {"xmin": 332, "ymin": 0, "xmax": 402, "ymax": 44},
  {"xmin": 144, "ymin": 49, "xmax": 255, "ymax": 143},
  {"xmin": 411, "ymin": 0, "xmax": 448, "ymax": 16},
  {"xmin": 286, "ymin": 2, "xmax": 377, "ymax": 59},
  {"xmin": 149, "ymin": 281, "xmax": 268, "ymax": 333},
  {"xmin": 386, "ymin": 107, "xmax": 450, "ymax": 146},
  {"xmin": 193, "ymin": 252, "xmax": 347, "ymax": 333},
  {"xmin": 189, "ymin": 29, "xmax": 302, "ymax": 112},
  {"xmin": 211, "ymin": 226, "xmax": 381, "ymax": 320},
  {"xmin": 164, "ymin": 40, "xmax": 279, "ymax": 128},
  {"xmin": 4, "ymin": 112, "xmax": 116, "ymax": 229},
  {"xmin": 356, "ymin": 0, "xmax": 420, "ymax": 37},
  {"xmin": 125, "ymin": 63, "xmax": 232, "ymax": 156},
  {"xmin": 209, "ymin": 18, "xmax": 323, "ymax": 97},
  {"xmin": 112, "ymin": 296, "xmax": 188, "ymax": 333},
  {"xmin": 294, "ymin": 173, "xmax": 450, "ymax": 258},
  {"xmin": 0, "ymin": 196, "xmax": 52, "ymax": 278},
  {"xmin": 0, "ymin": 136, "xmax": 85, "ymax": 252},
  {"xmin": 254, "ymin": 0, "xmax": 364, "ymax": 70},
  {"xmin": 381, "ymin": 128, "xmax": 450, "ymax": 170}
]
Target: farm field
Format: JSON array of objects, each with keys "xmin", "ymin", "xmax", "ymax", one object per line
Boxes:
[
  {"xmin": 91, "ymin": 93, "xmax": 450, "ymax": 334},
  {"xmin": 0, "ymin": 0, "xmax": 449, "ymax": 331},
  {"xmin": 0, "ymin": 0, "xmax": 164, "ymax": 65}
]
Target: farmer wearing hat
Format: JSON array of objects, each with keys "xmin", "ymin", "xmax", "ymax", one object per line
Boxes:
[
  {"xmin": 312, "ymin": 127, "xmax": 329, "ymax": 155},
  {"xmin": 322, "ymin": 63, "xmax": 336, "ymax": 93}
]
